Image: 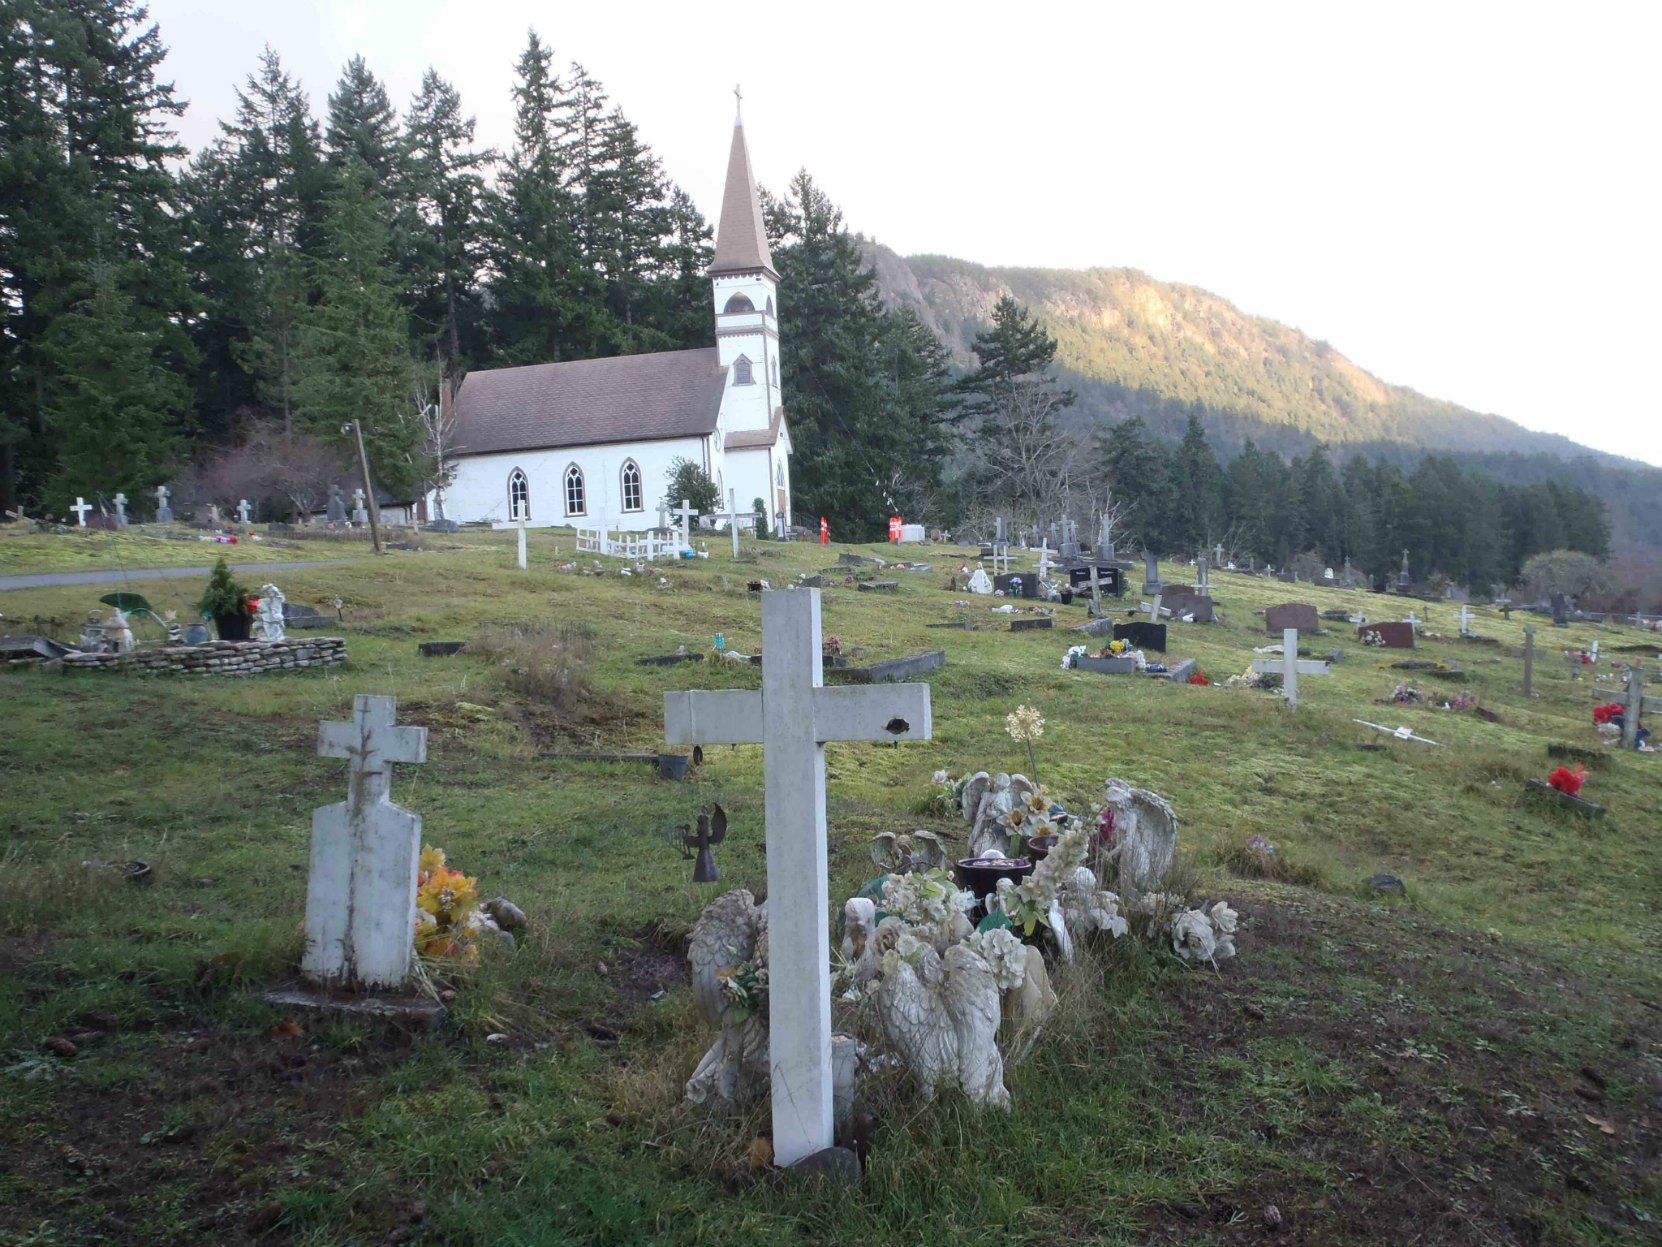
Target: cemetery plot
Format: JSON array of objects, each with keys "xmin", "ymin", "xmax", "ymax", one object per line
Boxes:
[{"xmin": 1360, "ymin": 621, "xmax": 1416, "ymax": 648}]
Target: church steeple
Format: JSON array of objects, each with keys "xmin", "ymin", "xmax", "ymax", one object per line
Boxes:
[{"xmin": 710, "ymin": 104, "xmax": 775, "ymax": 278}]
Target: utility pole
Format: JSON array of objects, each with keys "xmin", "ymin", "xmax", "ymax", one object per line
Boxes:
[{"xmin": 349, "ymin": 420, "xmax": 384, "ymax": 555}]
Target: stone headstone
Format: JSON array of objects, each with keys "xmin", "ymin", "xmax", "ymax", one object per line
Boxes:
[
  {"xmin": 326, "ymin": 486, "xmax": 347, "ymax": 525},
  {"xmin": 1551, "ymin": 593, "xmax": 1569, "ymax": 628},
  {"xmin": 1160, "ymin": 587, "xmax": 1215, "ymax": 624},
  {"xmin": 154, "ymin": 484, "xmax": 173, "ymax": 523},
  {"xmin": 351, "ymin": 489, "xmax": 369, "ymax": 525},
  {"xmin": 1141, "ymin": 550, "xmax": 1161, "ymax": 595},
  {"xmin": 1398, "ymin": 549, "xmax": 1412, "ymax": 592},
  {"xmin": 1360, "ymin": 621, "xmax": 1416, "ymax": 649},
  {"xmin": 1277, "ymin": 569, "xmax": 1298, "ymax": 583},
  {"xmin": 428, "ymin": 518, "xmax": 461, "ymax": 532},
  {"xmin": 664, "ymin": 589, "xmax": 932, "ymax": 1167},
  {"xmin": 1265, "ymin": 602, "xmax": 1320, "ymax": 635},
  {"xmin": 237, "ymin": 498, "xmax": 252, "ymax": 525},
  {"xmin": 1113, "ymin": 621, "xmax": 1167, "ymax": 652},
  {"xmin": 112, "ymin": 493, "xmax": 129, "ymax": 528},
  {"xmin": 994, "ymin": 573, "xmax": 1038, "ymax": 600},
  {"xmin": 303, "ymin": 696, "xmax": 429, "ymax": 990}
]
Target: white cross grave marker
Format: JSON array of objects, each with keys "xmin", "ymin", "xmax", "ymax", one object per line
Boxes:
[
  {"xmin": 70, "ymin": 497, "xmax": 92, "ymax": 526},
  {"xmin": 237, "ymin": 498, "xmax": 252, "ymax": 524},
  {"xmin": 663, "ymin": 590, "xmax": 932, "ymax": 1167},
  {"xmin": 154, "ymin": 484, "xmax": 170, "ymax": 521},
  {"xmin": 674, "ymin": 497, "xmax": 699, "ymax": 555},
  {"xmin": 517, "ymin": 517, "xmax": 528, "ymax": 570},
  {"xmin": 351, "ymin": 488, "xmax": 369, "ymax": 524},
  {"xmin": 1251, "ymin": 627, "xmax": 1331, "ymax": 710},
  {"xmin": 304, "ymin": 695, "xmax": 429, "ymax": 990},
  {"xmin": 112, "ymin": 493, "xmax": 129, "ymax": 527},
  {"xmin": 1459, "ymin": 605, "xmax": 1474, "ymax": 636},
  {"xmin": 1035, "ymin": 541, "xmax": 1056, "ymax": 581},
  {"xmin": 705, "ymin": 488, "xmax": 742, "ymax": 558}
]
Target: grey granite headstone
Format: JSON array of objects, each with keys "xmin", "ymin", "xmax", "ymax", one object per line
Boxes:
[
  {"xmin": 1265, "ymin": 603, "xmax": 1320, "ymax": 634},
  {"xmin": 1141, "ymin": 550, "xmax": 1161, "ymax": 595},
  {"xmin": 326, "ymin": 486, "xmax": 347, "ymax": 525}
]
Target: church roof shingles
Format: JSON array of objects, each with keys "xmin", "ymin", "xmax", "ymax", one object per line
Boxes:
[
  {"xmin": 709, "ymin": 121, "xmax": 775, "ymax": 277},
  {"xmin": 453, "ymin": 348, "xmax": 728, "ymax": 456}
]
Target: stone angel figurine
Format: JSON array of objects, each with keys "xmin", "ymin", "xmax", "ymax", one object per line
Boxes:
[
  {"xmin": 685, "ymin": 889, "xmax": 771, "ymax": 1108},
  {"xmin": 872, "ymin": 918, "xmax": 1009, "ymax": 1107},
  {"xmin": 870, "ymin": 828, "xmax": 951, "ymax": 875},
  {"xmin": 1097, "ymin": 778, "xmax": 1178, "ymax": 898}
]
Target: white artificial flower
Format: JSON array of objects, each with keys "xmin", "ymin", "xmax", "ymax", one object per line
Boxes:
[
  {"xmin": 1171, "ymin": 909, "xmax": 1217, "ymax": 963},
  {"xmin": 965, "ymin": 926, "xmax": 1029, "ymax": 992},
  {"xmin": 1004, "ymin": 705, "xmax": 1045, "ymax": 741},
  {"xmin": 932, "ymin": 769, "xmax": 951, "ymax": 787}
]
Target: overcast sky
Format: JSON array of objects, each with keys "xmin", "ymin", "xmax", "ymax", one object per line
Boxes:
[{"xmin": 146, "ymin": 0, "xmax": 1662, "ymax": 469}]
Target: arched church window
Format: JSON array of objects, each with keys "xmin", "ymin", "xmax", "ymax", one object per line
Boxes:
[
  {"xmin": 508, "ymin": 469, "xmax": 530, "ymax": 521},
  {"xmin": 776, "ymin": 463, "xmax": 785, "ymax": 488},
  {"xmin": 621, "ymin": 460, "xmax": 643, "ymax": 512},
  {"xmin": 723, "ymin": 292, "xmax": 755, "ymax": 314},
  {"xmin": 733, "ymin": 356, "xmax": 753, "ymax": 386},
  {"xmin": 766, "ymin": 296, "xmax": 774, "ymax": 317},
  {"xmin": 564, "ymin": 464, "xmax": 586, "ymax": 516}
]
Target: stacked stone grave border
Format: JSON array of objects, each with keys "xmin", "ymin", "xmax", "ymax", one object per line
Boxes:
[{"xmin": 37, "ymin": 638, "xmax": 347, "ymax": 676}]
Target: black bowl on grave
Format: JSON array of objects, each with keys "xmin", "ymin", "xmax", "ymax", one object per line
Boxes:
[{"xmin": 954, "ymin": 856, "xmax": 1034, "ymax": 900}]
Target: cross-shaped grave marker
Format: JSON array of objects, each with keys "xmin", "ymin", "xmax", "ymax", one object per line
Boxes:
[
  {"xmin": 303, "ymin": 695, "xmax": 429, "ymax": 990},
  {"xmin": 112, "ymin": 493, "xmax": 128, "ymax": 527},
  {"xmin": 154, "ymin": 484, "xmax": 172, "ymax": 522},
  {"xmin": 70, "ymin": 497, "xmax": 91, "ymax": 526},
  {"xmin": 1251, "ymin": 627, "xmax": 1331, "ymax": 710},
  {"xmin": 705, "ymin": 488, "xmax": 743, "ymax": 559},
  {"xmin": 674, "ymin": 497, "xmax": 699, "ymax": 555},
  {"xmin": 1034, "ymin": 540, "xmax": 1056, "ymax": 581},
  {"xmin": 664, "ymin": 589, "xmax": 932, "ymax": 1167},
  {"xmin": 237, "ymin": 498, "xmax": 252, "ymax": 525},
  {"xmin": 516, "ymin": 517, "xmax": 528, "ymax": 570},
  {"xmin": 351, "ymin": 488, "xmax": 369, "ymax": 524},
  {"xmin": 1459, "ymin": 605, "xmax": 1474, "ymax": 636}
]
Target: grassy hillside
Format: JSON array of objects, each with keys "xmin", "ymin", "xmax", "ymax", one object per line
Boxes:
[
  {"xmin": 869, "ymin": 245, "xmax": 1662, "ymax": 554},
  {"xmin": 1, "ymin": 530, "xmax": 1658, "ymax": 1243}
]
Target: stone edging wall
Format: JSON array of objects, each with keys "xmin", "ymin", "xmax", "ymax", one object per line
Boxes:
[{"xmin": 41, "ymin": 638, "xmax": 348, "ymax": 676}]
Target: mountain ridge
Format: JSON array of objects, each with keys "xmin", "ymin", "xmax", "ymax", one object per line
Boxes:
[{"xmin": 863, "ymin": 243, "xmax": 1661, "ymax": 552}]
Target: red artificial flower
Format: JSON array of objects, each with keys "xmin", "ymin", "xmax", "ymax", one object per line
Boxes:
[
  {"xmin": 1096, "ymin": 806, "xmax": 1116, "ymax": 847},
  {"xmin": 1547, "ymin": 766, "xmax": 1586, "ymax": 796},
  {"xmin": 1187, "ymin": 671, "xmax": 1210, "ymax": 685},
  {"xmin": 1592, "ymin": 703, "xmax": 1624, "ymax": 725}
]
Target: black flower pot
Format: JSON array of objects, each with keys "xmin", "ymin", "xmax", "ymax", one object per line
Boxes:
[{"xmin": 214, "ymin": 612, "xmax": 252, "ymax": 641}]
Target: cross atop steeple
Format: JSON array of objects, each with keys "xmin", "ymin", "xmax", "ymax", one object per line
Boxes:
[{"xmin": 733, "ymin": 83, "xmax": 742, "ymax": 122}]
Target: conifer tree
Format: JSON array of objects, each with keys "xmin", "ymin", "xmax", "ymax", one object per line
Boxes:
[{"xmin": 294, "ymin": 158, "xmax": 427, "ymax": 496}]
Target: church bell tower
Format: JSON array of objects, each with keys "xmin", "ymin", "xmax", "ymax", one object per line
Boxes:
[{"xmin": 710, "ymin": 97, "xmax": 778, "ymax": 435}]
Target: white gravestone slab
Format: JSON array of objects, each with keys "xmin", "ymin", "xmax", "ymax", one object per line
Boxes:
[
  {"xmin": 664, "ymin": 590, "xmax": 932, "ymax": 1167},
  {"xmin": 70, "ymin": 497, "xmax": 91, "ymax": 526},
  {"xmin": 303, "ymin": 695, "xmax": 429, "ymax": 990}
]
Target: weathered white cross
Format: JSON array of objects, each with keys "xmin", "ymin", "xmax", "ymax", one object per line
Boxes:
[
  {"xmin": 70, "ymin": 497, "xmax": 91, "ymax": 526},
  {"xmin": 1251, "ymin": 627, "xmax": 1331, "ymax": 710},
  {"xmin": 351, "ymin": 488, "xmax": 368, "ymax": 521},
  {"xmin": 1459, "ymin": 605, "xmax": 1474, "ymax": 636},
  {"xmin": 112, "ymin": 493, "xmax": 128, "ymax": 526},
  {"xmin": 705, "ymin": 488, "xmax": 743, "ymax": 558},
  {"xmin": 674, "ymin": 497, "xmax": 699, "ymax": 554},
  {"xmin": 304, "ymin": 695, "xmax": 429, "ymax": 990},
  {"xmin": 154, "ymin": 484, "xmax": 169, "ymax": 509},
  {"xmin": 516, "ymin": 517, "xmax": 528, "ymax": 570},
  {"xmin": 663, "ymin": 589, "xmax": 932, "ymax": 1167},
  {"xmin": 237, "ymin": 498, "xmax": 252, "ymax": 524},
  {"xmin": 1034, "ymin": 541, "xmax": 1056, "ymax": 580}
]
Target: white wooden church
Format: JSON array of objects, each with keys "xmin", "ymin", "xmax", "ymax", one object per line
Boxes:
[{"xmin": 437, "ymin": 111, "xmax": 792, "ymax": 533}]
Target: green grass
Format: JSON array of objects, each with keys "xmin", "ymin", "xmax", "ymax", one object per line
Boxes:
[
  {"xmin": 0, "ymin": 528, "xmax": 1658, "ymax": 1245},
  {"xmin": 0, "ymin": 525, "xmax": 362, "ymax": 573}
]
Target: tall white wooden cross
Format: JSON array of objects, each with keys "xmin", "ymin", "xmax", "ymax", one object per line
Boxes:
[
  {"xmin": 70, "ymin": 496, "xmax": 91, "ymax": 526},
  {"xmin": 708, "ymin": 488, "xmax": 742, "ymax": 558},
  {"xmin": 664, "ymin": 590, "xmax": 932, "ymax": 1167},
  {"xmin": 1250, "ymin": 627, "xmax": 1332, "ymax": 710},
  {"xmin": 674, "ymin": 497, "xmax": 699, "ymax": 554},
  {"xmin": 516, "ymin": 517, "xmax": 528, "ymax": 570},
  {"xmin": 1035, "ymin": 541, "xmax": 1056, "ymax": 581},
  {"xmin": 304, "ymin": 695, "xmax": 429, "ymax": 990}
]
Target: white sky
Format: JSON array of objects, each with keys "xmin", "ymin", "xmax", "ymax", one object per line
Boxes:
[{"xmin": 146, "ymin": 0, "xmax": 1662, "ymax": 468}]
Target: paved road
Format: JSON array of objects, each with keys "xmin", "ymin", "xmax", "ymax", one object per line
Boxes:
[{"xmin": 0, "ymin": 560, "xmax": 345, "ymax": 591}]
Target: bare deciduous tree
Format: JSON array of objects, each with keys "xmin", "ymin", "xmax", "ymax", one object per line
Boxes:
[{"xmin": 422, "ymin": 376, "xmax": 460, "ymax": 520}]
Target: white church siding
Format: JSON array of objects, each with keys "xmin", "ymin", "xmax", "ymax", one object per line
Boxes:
[{"xmin": 445, "ymin": 437, "xmax": 710, "ymax": 530}]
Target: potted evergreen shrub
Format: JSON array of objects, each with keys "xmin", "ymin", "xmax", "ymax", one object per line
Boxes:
[{"xmin": 198, "ymin": 557, "xmax": 255, "ymax": 641}]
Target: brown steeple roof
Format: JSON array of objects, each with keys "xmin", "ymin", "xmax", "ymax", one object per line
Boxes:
[{"xmin": 709, "ymin": 121, "xmax": 775, "ymax": 277}]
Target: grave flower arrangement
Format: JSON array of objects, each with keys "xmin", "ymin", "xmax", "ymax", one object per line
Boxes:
[
  {"xmin": 196, "ymin": 557, "xmax": 256, "ymax": 619},
  {"xmin": 1547, "ymin": 766, "xmax": 1587, "ymax": 797},
  {"xmin": 1593, "ymin": 702, "xmax": 1625, "ymax": 727},
  {"xmin": 414, "ymin": 845, "xmax": 486, "ymax": 962},
  {"xmin": 1005, "ymin": 704, "xmax": 1045, "ymax": 785}
]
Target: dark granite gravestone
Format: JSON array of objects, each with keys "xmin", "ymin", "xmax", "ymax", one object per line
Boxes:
[
  {"xmin": 1277, "ymin": 570, "xmax": 1298, "ymax": 583},
  {"xmin": 1160, "ymin": 587, "xmax": 1215, "ymax": 624},
  {"xmin": 1140, "ymin": 550, "xmax": 1161, "ymax": 595},
  {"xmin": 283, "ymin": 602, "xmax": 333, "ymax": 630},
  {"xmin": 994, "ymin": 573, "xmax": 1039, "ymax": 599},
  {"xmin": 1076, "ymin": 654, "xmax": 1138, "ymax": 673},
  {"xmin": 1360, "ymin": 621, "xmax": 1416, "ymax": 648},
  {"xmin": 1113, "ymin": 621, "xmax": 1167, "ymax": 652},
  {"xmin": 857, "ymin": 580, "xmax": 899, "ymax": 592},
  {"xmin": 418, "ymin": 641, "xmax": 467, "ymax": 656},
  {"xmin": 833, "ymin": 650, "xmax": 946, "ymax": 684},
  {"xmin": 1067, "ymin": 565, "xmax": 1124, "ymax": 597},
  {"xmin": 1009, "ymin": 617, "xmax": 1053, "ymax": 632},
  {"xmin": 1265, "ymin": 603, "xmax": 1321, "ymax": 634},
  {"xmin": 428, "ymin": 518, "xmax": 461, "ymax": 533},
  {"xmin": 325, "ymin": 487, "xmax": 347, "ymax": 525}
]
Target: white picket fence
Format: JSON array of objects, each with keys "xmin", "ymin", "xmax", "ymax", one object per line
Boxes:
[{"xmin": 575, "ymin": 526, "xmax": 681, "ymax": 560}]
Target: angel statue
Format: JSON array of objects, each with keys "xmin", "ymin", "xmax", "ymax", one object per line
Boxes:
[
  {"xmin": 1096, "ymin": 778, "xmax": 1178, "ymax": 898},
  {"xmin": 685, "ymin": 889, "xmax": 770, "ymax": 1107},
  {"xmin": 871, "ymin": 917, "xmax": 1009, "ymax": 1107},
  {"xmin": 869, "ymin": 828, "xmax": 951, "ymax": 875},
  {"xmin": 254, "ymin": 583, "xmax": 287, "ymax": 642},
  {"xmin": 959, "ymin": 771, "xmax": 1039, "ymax": 858}
]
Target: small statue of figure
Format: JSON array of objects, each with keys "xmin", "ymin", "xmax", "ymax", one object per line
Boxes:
[
  {"xmin": 254, "ymin": 583, "xmax": 286, "ymax": 642},
  {"xmin": 78, "ymin": 610, "xmax": 105, "ymax": 651},
  {"xmin": 102, "ymin": 609, "xmax": 134, "ymax": 654}
]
